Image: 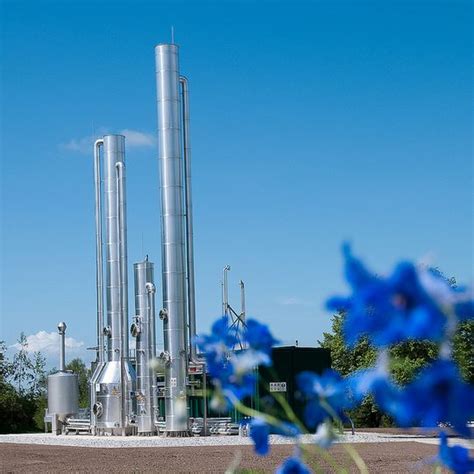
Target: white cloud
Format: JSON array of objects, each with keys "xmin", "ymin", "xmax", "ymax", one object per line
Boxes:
[
  {"xmin": 60, "ymin": 129, "xmax": 155, "ymax": 154},
  {"xmin": 61, "ymin": 135, "xmax": 96, "ymax": 154},
  {"xmin": 10, "ymin": 331, "xmax": 84, "ymax": 355},
  {"xmin": 120, "ymin": 129, "xmax": 155, "ymax": 148}
]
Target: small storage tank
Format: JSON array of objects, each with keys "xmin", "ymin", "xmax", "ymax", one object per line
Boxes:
[
  {"xmin": 48, "ymin": 372, "xmax": 79, "ymax": 420},
  {"xmin": 47, "ymin": 322, "xmax": 79, "ymax": 422}
]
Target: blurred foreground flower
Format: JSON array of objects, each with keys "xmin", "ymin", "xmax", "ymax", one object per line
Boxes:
[
  {"xmin": 297, "ymin": 369, "xmax": 351, "ymax": 428},
  {"xmin": 196, "ymin": 316, "xmax": 278, "ymax": 408},
  {"xmin": 198, "ymin": 243, "xmax": 473, "ymax": 473},
  {"xmin": 439, "ymin": 432, "xmax": 474, "ymax": 474},
  {"xmin": 275, "ymin": 455, "xmax": 312, "ymax": 474},
  {"xmin": 400, "ymin": 360, "xmax": 474, "ymax": 436},
  {"xmin": 249, "ymin": 418, "xmax": 270, "ymax": 455},
  {"xmin": 326, "ymin": 244, "xmax": 472, "ymax": 347}
]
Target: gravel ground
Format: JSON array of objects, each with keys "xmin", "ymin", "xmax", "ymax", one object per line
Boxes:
[
  {"xmin": 0, "ymin": 431, "xmax": 443, "ymax": 448},
  {"xmin": 1, "ymin": 430, "xmax": 472, "ymax": 473},
  {"xmin": 0, "ymin": 442, "xmax": 452, "ymax": 473}
]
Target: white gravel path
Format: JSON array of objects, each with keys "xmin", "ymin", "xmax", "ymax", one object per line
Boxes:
[{"xmin": 1, "ymin": 431, "xmax": 464, "ymax": 449}]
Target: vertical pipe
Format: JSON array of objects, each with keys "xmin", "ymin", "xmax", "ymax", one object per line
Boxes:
[
  {"xmin": 58, "ymin": 322, "xmax": 66, "ymax": 372},
  {"xmin": 146, "ymin": 282, "xmax": 159, "ymax": 425},
  {"xmin": 223, "ymin": 265, "xmax": 230, "ymax": 317},
  {"xmin": 155, "ymin": 43, "xmax": 189, "ymax": 435},
  {"xmin": 147, "ymin": 282, "xmax": 157, "ymax": 361},
  {"xmin": 221, "ymin": 281, "xmax": 225, "ymax": 316},
  {"xmin": 179, "ymin": 76, "xmax": 198, "ymax": 362},
  {"xmin": 116, "ymin": 161, "xmax": 129, "ymax": 361},
  {"xmin": 116, "ymin": 161, "xmax": 127, "ymax": 432},
  {"xmin": 94, "ymin": 139, "xmax": 105, "ymax": 363},
  {"xmin": 239, "ymin": 280, "xmax": 246, "ymax": 324},
  {"xmin": 103, "ymin": 135, "xmax": 127, "ymax": 363},
  {"xmin": 202, "ymin": 369, "xmax": 207, "ymax": 435}
]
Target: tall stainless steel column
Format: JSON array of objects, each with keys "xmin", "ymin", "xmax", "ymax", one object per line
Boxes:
[
  {"xmin": 133, "ymin": 259, "xmax": 156, "ymax": 435},
  {"xmin": 155, "ymin": 43, "xmax": 189, "ymax": 435}
]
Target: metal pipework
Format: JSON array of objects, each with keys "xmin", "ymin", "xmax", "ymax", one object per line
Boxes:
[
  {"xmin": 132, "ymin": 260, "xmax": 156, "ymax": 434},
  {"xmin": 115, "ymin": 160, "xmax": 127, "ymax": 433},
  {"xmin": 179, "ymin": 76, "xmax": 198, "ymax": 363},
  {"xmin": 222, "ymin": 265, "xmax": 231, "ymax": 316},
  {"xmin": 103, "ymin": 135, "xmax": 126, "ymax": 362},
  {"xmin": 239, "ymin": 280, "xmax": 246, "ymax": 324},
  {"xmin": 94, "ymin": 139, "xmax": 105, "ymax": 364},
  {"xmin": 155, "ymin": 43, "xmax": 189, "ymax": 435},
  {"xmin": 115, "ymin": 161, "xmax": 129, "ymax": 360},
  {"xmin": 91, "ymin": 135, "xmax": 136, "ymax": 435},
  {"xmin": 58, "ymin": 322, "xmax": 67, "ymax": 372},
  {"xmin": 146, "ymin": 281, "xmax": 159, "ymax": 424}
]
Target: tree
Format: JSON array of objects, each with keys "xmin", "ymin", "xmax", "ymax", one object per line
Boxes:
[
  {"xmin": 453, "ymin": 320, "xmax": 474, "ymax": 383},
  {"xmin": 11, "ymin": 333, "xmax": 34, "ymax": 394},
  {"xmin": 0, "ymin": 339, "xmax": 37, "ymax": 433},
  {"xmin": 0, "ymin": 341, "xmax": 12, "ymax": 383},
  {"xmin": 320, "ymin": 310, "xmax": 473, "ymax": 427},
  {"xmin": 319, "ymin": 312, "xmax": 383, "ymax": 427},
  {"xmin": 31, "ymin": 351, "xmax": 47, "ymax": 398},
  {"xmin": 65, "ymin": 358, "xmax": 90, "ymax": 408}
]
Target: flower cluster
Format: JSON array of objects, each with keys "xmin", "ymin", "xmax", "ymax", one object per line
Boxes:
[
  {"xmin": 326, "ymin": 243, "xmax": 472, "ymax": 347},
  {"xmin": 326, "ymin": 244, "xmax": 474, "ymax": 473},
  {"xmin": 196, "ymin": 316, "xmax": 278, "ymax": 409},
  {"xmin": 297, "ymin": 369, "xmax": 352, "ymax": 429},
  {"xmin": 197, "ymin": 244, "xmax": 473, "ymax": 473}
]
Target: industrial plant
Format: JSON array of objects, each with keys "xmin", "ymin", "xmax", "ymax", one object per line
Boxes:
[{"xmin": 45, "ymin": 42, "xmax": 330, "ymax": 437}]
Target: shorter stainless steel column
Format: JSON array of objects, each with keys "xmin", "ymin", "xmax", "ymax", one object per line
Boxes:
[
  {"xmin": 92, "ymin": 135, "xmax": 136, "ymax": 435},
  {"xmin": 132, "ymin": 259, "xmax": 156, "ymax": 435}
]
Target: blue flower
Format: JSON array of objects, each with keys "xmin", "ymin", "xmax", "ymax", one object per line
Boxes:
[
  {"xmin": 346, "ymin": 358, "xmax": 474, "ymax": 435},
  {"xmin": 454, "ymin": 300, "xmax": 473, "ymax": 321},
  {"xmin": 244, "ymin": 319, "xmax": 279, "ymax": 356},
  {"xmin": 275, "ymin": 456, "xmax": 312, "ymax": 474},
  {"xmin": 439, "ymin": 432, "xmax": 474, "ymax": 474},
  {"xmin": 249, "ymin": 418, "xmax": 300, "ymax": 456},
  {"xmin": 418, "ymin": 268, "xmax": 473, "ymax": 322},
  {"xmin": 313, "ymin": 421, "xmax": 337, "ymax": 448},
  {"xmin": 326, "ymin": 244, "xmax": 447, "ymax": 347},
  {"xmin": 297, "ymin": 369, "xmax": 350, "ymax": 428},
  {"xmin": 401, "ymin": 360, "xmax": 474, "ymax": 437},
  {"xmin": 249, "ymin": 418, "xmax": 270, "ymax": 455},
  {"xmin": 196, "ymin": 316, "xmax": 278, "ymax": 408},
  {"xmin": 345, "ymin": 350, "xmax": 389, "ymax": 401}
]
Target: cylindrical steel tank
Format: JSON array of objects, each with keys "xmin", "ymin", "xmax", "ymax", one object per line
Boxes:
[
  {"xmin": 47, "ymin": 322, "xmax": 78, "ymax": 423},
  {"xmin": 155, "ymin": 43, "xmax": 189, "ymax": 435},
  {"xmin": 47, "ymin": 372, "xmax": 79, "ymax": 421},
  {"xmin": 132, "ymin": 259, "xmax": 156, "ymax": 434}
]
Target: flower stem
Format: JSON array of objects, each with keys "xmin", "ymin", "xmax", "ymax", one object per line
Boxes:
[
  {"xmin": 343, "ymin": 444, "xmax": 369, "ymax": 474},
  {"xmin": 319, "ymin": 400, "xmax": 368, "ymax": 474}
]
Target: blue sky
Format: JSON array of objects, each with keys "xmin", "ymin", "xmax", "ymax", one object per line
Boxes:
[{"xmin": 1, "ymin": 0, "xmax": 472, "ymax": 365}]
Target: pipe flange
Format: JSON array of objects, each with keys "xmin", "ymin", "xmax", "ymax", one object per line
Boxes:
[
  {"xmin": 130, "ymin": 323, "xmax": 141, "ymax": 337},
  {"xmin": 146, "ymin": 282, "xmax": 156, "ymax": 294},
  {"xmin": 92, "ymin": 402, "xmax": 103, "ymax": 418},
  {"xmin": 159, "ymin": 309, "xmax": 168, "ymax": 321},
  {"xmin": 159, "ymin": 351, "xmax": 171, "ymax": 366}
]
